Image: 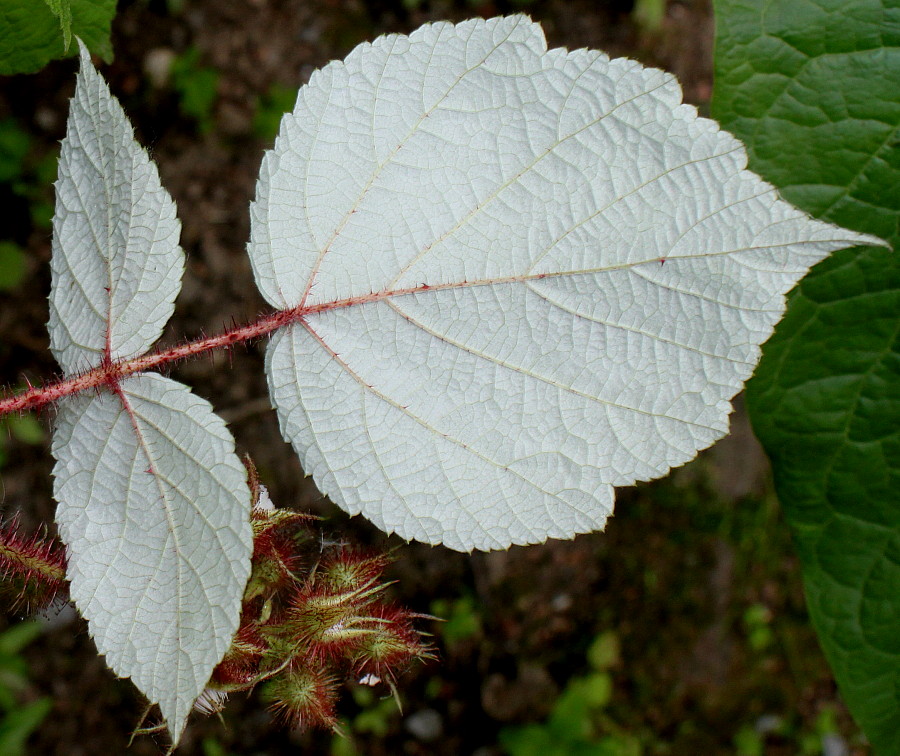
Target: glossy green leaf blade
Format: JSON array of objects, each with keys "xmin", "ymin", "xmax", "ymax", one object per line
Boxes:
[
  {"xmin": 49, "ymin": 41, "xmax": 183, "ymax": 376},
  {"xmin": 254, "ymin": 16, "xmax": 881, "ymax": 552},
  {"xmin": 44, "ymin": 0, "xmax": 73, "ymax": 51},
  {"xmin": 713, "ymin": 1, "xmax": 900, "ymax": 751},
  {"xmin": 52, "ymin": 374, "xmax": 253, "ymax": 742},
  {"xmin": 0, "ymin": 0, "xmax": 114, "ymax": 76}
]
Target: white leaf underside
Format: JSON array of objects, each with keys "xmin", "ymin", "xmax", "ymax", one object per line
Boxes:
[
  {"xmin": 49, "ymin": 40, "xmax": 182, "ymax": 376},
  {"xmin": 52, "ymin": 374, "xmax": 252, "ymax": 739},
  {"xmin": 252, "ymin": 16, "xmax": 882, "ymax": 551},
  {"xmin": 48, "ymin": 43, "xmax": 252, "ymax": 742}
]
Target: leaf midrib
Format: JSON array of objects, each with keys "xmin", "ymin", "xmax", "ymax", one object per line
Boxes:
[{"xmin": 297, "ymin": 19, "xmax": 524, "ymax": 309}]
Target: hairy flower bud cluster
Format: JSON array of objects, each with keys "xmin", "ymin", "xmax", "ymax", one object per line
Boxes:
[
  {"xmin": 0, "ymin": 515, "xmax": 67, "ymax": 613},
  {"xmin": 196, "ymin": 463, "xmax": 433, "ymax": 731}
]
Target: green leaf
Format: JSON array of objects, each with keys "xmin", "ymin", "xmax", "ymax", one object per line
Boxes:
[
  {"xmin": 0, "ymin": 0, "xmax": 115, "ymax": 76},
  {"xmin": 0, "ymin": 242, "xmax": 26, "ymax": 291},
  {"xmin": 547, "ymin": 674, "xmax": 612, "ymax": 740},
  {"xmin": 6, "ymin": 415, "xmax": 44, "ymax": 445},
  {"xmin": 431, "ymin": 595, "xmax": 481, "ymax": 646},
  {"xmin": 499, "ymin": 724, "xmax": 560, "ymax": 756},
  {"xmin": 586, "ymin": 631, "xmax": 620, "ymax": 671},
  {"xmin": 0, "ymin": 120, "xmax": 31, "ymax": 184},
  {"xmin": 253, "ymin": 84, "xmax": 298, "ymax": 142},
  {"xmin": 0, "ymin": 622, "xmax": 42, "ymax": 657},
  {"xmin": 170, "ymin": 47, "xmax": 220, "ymax": 131},
  {"xmin": 0, "ymin": 697, "xmax": 52, "ymax": 756},
  {"xmin": 713, "ymin": 1, "xmax": 900, "ymax": 752},
  {"xmin": 43, "ymin": 0, "xmax": 72, "ymax": 51}
]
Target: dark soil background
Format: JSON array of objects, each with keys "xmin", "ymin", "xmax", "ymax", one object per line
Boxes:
[{"xmin": 0, "ymin": 1, "xmax": 872, "ymax": 754}]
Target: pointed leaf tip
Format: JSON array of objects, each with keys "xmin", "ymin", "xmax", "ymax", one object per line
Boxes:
[
  {"xmin": 250, "ymin": 15, "xmax": 884, "ymax": 551},
  {"xmin": 44, "ymin": 0, "xmax": 74, "ymax": 51}
]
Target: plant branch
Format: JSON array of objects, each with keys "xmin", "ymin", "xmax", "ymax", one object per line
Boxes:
[
  {"xmin": 0, "ymin": 276, "xmax": 493, "ymax": 418},
  {"xmin": 0, "ymin": 306, "xmax": 302, "ymax": 417}
]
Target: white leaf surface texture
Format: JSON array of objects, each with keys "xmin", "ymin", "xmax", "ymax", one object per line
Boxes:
[
  {"xmin": 252, "ymin": 16, "xmax": 881, "ymax": 552},
  {"xmin": 48, "ymin": 44, "xmax": 252, "ymax": 741},
  {"xmin": 52, "ymin": 375, "xmax": 252, "ymax": 739},
  {"xmin": 49, "ymin": 40, "xmax": 183, "ymax": 375}
]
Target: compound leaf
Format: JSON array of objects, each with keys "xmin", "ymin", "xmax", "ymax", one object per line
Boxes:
[
  {"xmin": 48, "ymin": 42, "xmax": 252, "ymax": 743},
  {"xmin": 250, "ymin": 16, "xmax": 883, "ymax": 551},
  {"xmin": 714, "ymin": 0, "xmax": 900, "ymax": 750},
  {"xmin": 52, "ymin": 374, "xmax": 253, "ymax": 741},
  {"xmin": 49, "ymin": 40, "xmax": 182, "ymax": 377}
]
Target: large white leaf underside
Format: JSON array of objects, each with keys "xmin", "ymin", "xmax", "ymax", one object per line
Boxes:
[
  {"xmin": 252, "ymin": 16, "xmax": 882, "ymax": 551},
  {"xmin": 52, "ymin": 374, "xmax": 252, "ymax": 739}
]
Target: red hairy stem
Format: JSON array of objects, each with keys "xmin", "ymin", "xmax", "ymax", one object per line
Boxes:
[
  {"xmin": 0, "ymin": 272, "xmax": 548, "ymax": 417},
  {"xmin": 0, "ymin": 305, "xmax": 302, "ymax": 417}
]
